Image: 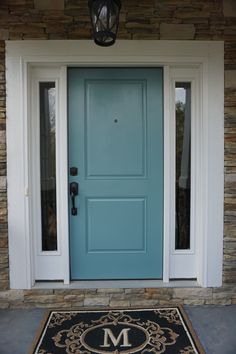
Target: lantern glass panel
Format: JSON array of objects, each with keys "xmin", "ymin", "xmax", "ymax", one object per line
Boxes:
[{"xmin": 89, "ymin": 0, "xmax": 121, "ymax": 46}]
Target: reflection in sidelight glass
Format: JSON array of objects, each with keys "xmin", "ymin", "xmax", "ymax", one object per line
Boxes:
[
  {"xmin": 40, "ymin": 82, "xmax": 57, "ymax": 251},
  {"xmin": 175, "ymin": 83, "xmax": 191, "ymax": 250}
]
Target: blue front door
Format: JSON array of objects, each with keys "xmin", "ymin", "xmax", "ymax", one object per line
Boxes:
[{"xmin": 68, "ymin": 68, "xmax": 163, "ymax": 280}]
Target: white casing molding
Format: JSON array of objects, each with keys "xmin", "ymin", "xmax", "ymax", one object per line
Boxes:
[{"xmin": 6, "ymin": 40, "xmax": 224, "ymax": 289}]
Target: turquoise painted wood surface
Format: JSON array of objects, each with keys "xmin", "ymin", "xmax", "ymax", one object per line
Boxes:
[{"xmin": 68, "ymin": 68, "xmax": 163, "ymax": 279}]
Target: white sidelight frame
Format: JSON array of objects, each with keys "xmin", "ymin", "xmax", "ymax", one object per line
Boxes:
[
  {"xmin": 6, "ymin": 40, "xmax": 224, "ymax": 289},
  {"xmin": 169, "ymin": 68, "xmax": 201, "ymax": 279},
  {"xmin": 30, "ymin": 67, "xmax": 69, "ymax": 282}
]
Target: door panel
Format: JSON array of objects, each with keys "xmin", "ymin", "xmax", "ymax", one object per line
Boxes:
[
  {"xmin": 68, "ymin": 68, "xmax": 163, "ymax": 279},
  {"xmin": 86, "ymin": 198, "xmax": 146, "ymax": 253},
  {"xmin": 85, "ymin": 80, "xmax": 146, "ymax": 178}
]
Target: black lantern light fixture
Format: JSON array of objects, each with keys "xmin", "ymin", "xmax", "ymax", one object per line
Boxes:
[{"xmin": 88, "ymin": 0, "xmax": 121, "ymax": 47}]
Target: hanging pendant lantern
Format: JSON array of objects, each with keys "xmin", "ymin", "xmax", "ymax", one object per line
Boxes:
[{"xmin": 88, "ymin": 0, "xmax": 121, "ymax": 47}]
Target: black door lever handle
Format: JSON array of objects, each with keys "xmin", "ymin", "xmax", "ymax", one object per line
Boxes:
[{"xmin": 70, "ymin": 182, "xmax": 79, "ymax": 215}]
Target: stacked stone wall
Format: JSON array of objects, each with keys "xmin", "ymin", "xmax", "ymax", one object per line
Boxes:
[
  {"xmin": 0, "ymin": 287, "xmax": 235, "ymax": 309},
  {"xmin": 0, "ymin": 0, "xmax": 235, "ymax": 306}
]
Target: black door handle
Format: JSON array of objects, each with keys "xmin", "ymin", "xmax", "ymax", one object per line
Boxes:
[{"xmin": 70, "ymin": 182, "xmax": 79, "ymax": 215}]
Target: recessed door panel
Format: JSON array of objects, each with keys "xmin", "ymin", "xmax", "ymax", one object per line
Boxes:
[
  {"xmin": 68, "ymin": 68, "xmax": 163, "ymax": 279},
  {"xmin": 86, "ymin": 198, "xmax": 146, "ymax": 253},
  {"xmin": 85, "ymin": 80, "xmax": 146, "ymax": 178}
]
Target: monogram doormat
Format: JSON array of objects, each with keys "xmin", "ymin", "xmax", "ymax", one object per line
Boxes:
[{"xmin": 30, "ymin": 307, "xmax": 205, "ymax": 354}]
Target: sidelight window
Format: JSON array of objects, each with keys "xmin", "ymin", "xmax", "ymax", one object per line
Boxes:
[
  {"xmin": 175, "ymin": 83, "xmax": 191, "ymax": 250},
  {"xmin": 169, "ymin": 72, "xmax": 197, "ymax": 280},
  {"xmin": 39, "ymin": 82, "xmax": 57, "ymax": 251}
]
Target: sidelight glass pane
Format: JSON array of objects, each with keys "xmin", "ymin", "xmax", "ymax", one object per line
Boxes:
[
  {"xmin": 175, "ymin": 83, "xmax": 191, "ymax": 250},
  {"xmin": 40, "ymin": 82, "xmax": 57, "ymax": 251}
]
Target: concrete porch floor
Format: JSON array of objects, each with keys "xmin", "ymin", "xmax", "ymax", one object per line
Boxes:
[{"xmin": 0, "ymin": 306, "xmax": 235, "ymax": 354}]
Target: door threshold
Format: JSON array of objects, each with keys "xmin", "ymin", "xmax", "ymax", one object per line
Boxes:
[{"xmin": 33, "ymin": 279, "xmax": 199, "ymax": 289}]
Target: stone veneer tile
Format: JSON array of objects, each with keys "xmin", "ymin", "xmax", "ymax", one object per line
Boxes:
[
  {"xmin": 160, "ymin": 23, "xmax": 195, "ymax": 39},
  {"xmin": 0, "ymin": 302, "xmax": 9, "ymax": 309},
  {"xmin": 34, "ymin": 0, "xmax": 64, "ymax": 10},
  {"xmin": 225, "ymin": 70, "xmax": 236, "ymax": 89},
  {"xmin": 223, "ymin": 0, "xmax": 236, "ymax": 17},
  {"xmin": 97, "ymin": 288, "xmax": 124, "ymax": 294},
  {"xmin": 184, "ymin": 300, "xmax": 205, "ymax": 305},
  {"xmin": 109, "ymin": 300, "xmax": 130, "ymax": 307},
  {"xmin": 63, "ymin": 294, "xmax": 85, "ymax": 301},
  {"xmin": 24, "ymin": 295, "xmax": 64, "ymax": 303},
  {"xmin": 130, "ymin": 300, "xmax": 160, "ymax": 307},
  {"xmin": 173, "ymin": 288, "xmax": 213, "ymax": 299},
  {"xmin": 0, "ymin": 177, "xmax": 6, "ymax": 190},
  {"xmin": 84, "ymin": 297, "xmax": 110, "ymax": 307},
  {"xmin": 1, "ymin": 0, "xmax": 29, "ymax": 4},
  {"xmin": 0, "ymin": 30, "xmax": 9, "ymax": 40},
  {"xmin": 0, "ymin": 290, "xmax": 24, "ymax": 301}
]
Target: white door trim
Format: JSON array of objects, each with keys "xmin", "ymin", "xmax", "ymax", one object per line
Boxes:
[{"xmin": 6, "ymin": 40, "xmax": 224, "ymax": 289}]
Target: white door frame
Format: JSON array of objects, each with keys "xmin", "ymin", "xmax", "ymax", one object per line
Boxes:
[{"xmin": 6, "ymin": 40, "xmax": 224, "ymax": 289}]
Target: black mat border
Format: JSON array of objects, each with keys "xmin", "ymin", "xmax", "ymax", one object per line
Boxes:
[{"xmin": 29, "ymin": 306, "xmax": 205, "ymax": 354}]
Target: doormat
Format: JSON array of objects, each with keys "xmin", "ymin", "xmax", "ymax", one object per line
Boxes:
[{"xmin": 30, "ymin": 307, "xmax": 205, "ymax": 354}]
